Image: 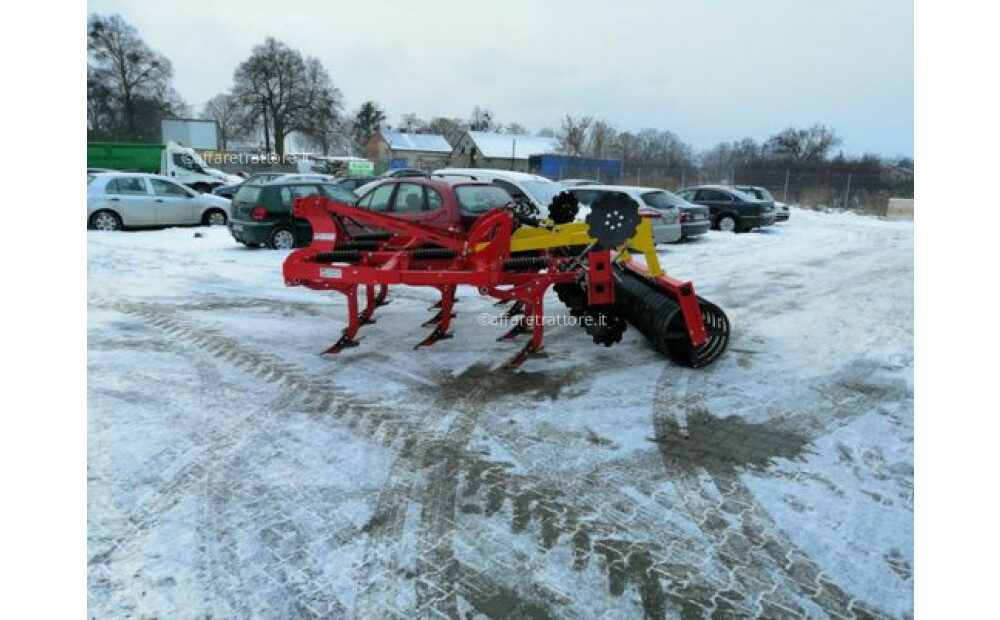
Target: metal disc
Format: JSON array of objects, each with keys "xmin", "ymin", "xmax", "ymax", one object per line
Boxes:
[{"xmin": 584, "ymin": 192, "xmax": 641, "ymax": 248}]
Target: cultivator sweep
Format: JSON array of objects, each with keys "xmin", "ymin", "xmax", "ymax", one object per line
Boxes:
[{"xmin": 282, "ymin": 192, "xmax": 729, "ymax": 367}]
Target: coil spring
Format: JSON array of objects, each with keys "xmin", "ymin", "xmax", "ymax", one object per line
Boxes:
[
  {"xmin": 411, "ymin": 248, "xmax": 457, "ymax": 260},
  {"xmin": 502, "ymin": 257, "xmax": 551, "ymax": 271},
  {"xmin": 313, "ymin": 250, "xmax": 362, "ymax": 264}
]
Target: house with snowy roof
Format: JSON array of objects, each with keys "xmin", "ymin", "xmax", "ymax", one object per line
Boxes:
[
  {"xmin": 449, "ymin": 131, "xmax": 559, "ymax": 172},
  {"xmin": 366, "ymin": 130, "xmax": 453, "ymax": 170}
]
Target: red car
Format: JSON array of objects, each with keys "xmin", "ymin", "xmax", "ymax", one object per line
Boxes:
[{"xmin": 346, "ymin": 177, "xmax": 515, "ymax": 235}]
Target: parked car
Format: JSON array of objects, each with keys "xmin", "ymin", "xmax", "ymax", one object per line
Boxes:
[
  {"xmin": 559, "ymin": 179, "xmax": 601, "ymax": 187},
  {"xmin": 566, "ymin": 185, "xmax": 684, "ymax": 244},
  {"xmin": 349, "ymin": 177, "xmax": 515, "ymax": 235},
  {"xmin": 213, "ymin": 172, "xmax": 288, "ymax": 199},
  {"xmin": 675, "ymin": 185, "xmax": 776, "ymax": 232},
  {"xmin": 281, "ymin": 173, "xmax": 340, "ymax": 183},
  {"xmin": 432, "ymin": 168, "xmax": 572, "ymax": 220},
  {"xmin": 228, "ymin": 179, "xmax": 359, "ymax": 249},
  {"xmin": 734, "ymin": 185, "xmax": 790, "ymax": 222},
  {"xmin": 378, "ymin": 168, "xmax": 430, "ymax": 179},
  {"xmin": 334, "ymin": 176, "xmax": 378, "ymax": 193},
  {"xmin": 636, "ymin": 188, "xmax": 710, "ymax": 240},
  {"xmin": 87, "ymin": 172, "xmax": 231, "ymax": 231}
]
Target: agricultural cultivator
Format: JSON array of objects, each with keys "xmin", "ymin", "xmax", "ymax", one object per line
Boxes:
[{"xmin": 282, "ymin": 191, "xmax": 730, "ymax": 367}]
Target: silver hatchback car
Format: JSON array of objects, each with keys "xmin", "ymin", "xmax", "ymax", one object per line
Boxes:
[
  {"xmin": 566, "ymin": 185, "xmax": 684, "ymax": 244},
  {"xmin": 87, "ymin": 172, "xmax": 231, "ymax": 231}
]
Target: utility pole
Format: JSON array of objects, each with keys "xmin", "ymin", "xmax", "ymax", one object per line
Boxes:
[
  {"xmin": 843, "ymin": 173, "xmax": 852, "ymax": 209},
  {"xmin": 783, "ymin": 169, "xmax": 790, "ymax": 202},
  {"xmin": 511, "ymin": 136, "xmax": 516, "ymax": 171}
]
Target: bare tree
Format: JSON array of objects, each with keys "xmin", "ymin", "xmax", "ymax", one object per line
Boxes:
[
  {"xmin": 503, "ymin": 123, "xmax": 530, "ymax": 135},
  {"xmin": 232, "ymin": 38, "xmax": 343, "ymax": 157},
  {"xmin": 469, "ymin": 106, "xmax": 496, "ymax": 131},
  {"xmin": 200, "ymin": 94, "xmax": 246, "ymax": 150},
  {"xmin": 426, "ymin": 117, "xmax": 467, "ymax": 145},
  {"xmin": 87, "ymin": 13, "xmax": 185, "ymax": 141},
  {"xmin": 537, "ymin": 127, "xmax": 557, "ymax": 138},
  {"xmin": 587, "ymin": 120, "xmax": 618, "ymax": 158},
  {"xmin": 557, "ymin": 115, "xmax": 593, "ymax": 156},
  {"xmin": 763, "ymin": 124, "xmax": 841, "ymax": 163},
  {"xmin": 398, "ymin": 113, "xmax": 426, "ymax": 133}
]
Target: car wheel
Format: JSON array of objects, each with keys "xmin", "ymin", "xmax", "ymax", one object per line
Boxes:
[
  {"xmin": 203, "ymin": 209, "xmax": 227, "ymax": 226},
  {"xmin": 89, "ymin": 210, "xmax": 122, "ymax": 231},
  {"xmin": 268, "ymin": 227, "xmax": 297, "ymax": 250},
  {"xmin": 718, "ymin": 215, "xmax": 739, "ymax": 233}
]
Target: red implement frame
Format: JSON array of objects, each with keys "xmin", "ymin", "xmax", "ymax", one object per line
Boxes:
[
  {"xmin": 619, "ymin": 259, "xmax": 708, "ymax": 347},
  {"xmin": 283, "ymin": 195, "xmax": 713, "ymax": 363},
  {"xmin": 283, "ymin": 196, "xmax": 592, "ymax": 363}
]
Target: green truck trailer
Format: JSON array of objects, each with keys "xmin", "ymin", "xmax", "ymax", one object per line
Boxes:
[{"xmin": 87, "ymin": 141, "xmax": 240, "ymax": 192}]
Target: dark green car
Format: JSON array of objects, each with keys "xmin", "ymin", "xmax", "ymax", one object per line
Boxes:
[{"xmin": 228, "ymin": 180, "xmax": 358, "ymax": 249}]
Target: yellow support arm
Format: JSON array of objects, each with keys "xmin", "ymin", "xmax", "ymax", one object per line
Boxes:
[{"xmin": 497, "ymin": 218, "xmax": 664, "ymax": 277}]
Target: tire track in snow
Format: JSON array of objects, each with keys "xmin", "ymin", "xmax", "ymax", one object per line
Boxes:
[
  {"xmin": 99, "ymin": 297, "xmax": 905, "ymax": 619},
  {"xmin": 649, "ymin": 357, "xmax": 907, "ymax": 619}
]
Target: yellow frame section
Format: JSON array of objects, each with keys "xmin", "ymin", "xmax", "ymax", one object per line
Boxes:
[{"xmin": 496, "ymin": 218, "xmax": 664, "ymax": 277}]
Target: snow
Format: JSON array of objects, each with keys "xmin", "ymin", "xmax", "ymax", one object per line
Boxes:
[
  {"xmin": 466, "ymin": 131, "xmax": 559, "ymax": 159},
  {"xmin": 380, "ymin": 130, "xmax": 453, "ymax": 153},
  {"xmin": 88, "ymin": 208, "xmax": 913, "ymax": 618}
]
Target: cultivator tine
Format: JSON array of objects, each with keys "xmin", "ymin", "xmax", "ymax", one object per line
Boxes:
[
  {"xmin": 507, "ymin": 342, "xmax": 546, "ymax": 368},
  {"xmin": 357, "ymin": 285, "xmax": 378, "ymax": 326},
  {"xmin": 497, "ymin": 316, "xmax": 528, "ymax": 341},
  {"xmin": 416, "ymin": 286, "xmax": 456, "ymax": 348},
  {"xmin": 501, "ymin": 301, "xmax": 524, "ymax": 320},
  {"xmin": 414, "ymin": 326, "xmax": 454, "ymax": 349},
  {"xmin": 321, "ymin": 286, "xmax": 362, "ymax": 356},
  {"xmin": 376, "ymin": 285, "xmax": 390, "ymax": 307},
  {"xmin": 322, "ymin": 329, "xmax": 360, "ymax": 355},
  {"xmin": 493, "ymin": 299, "xmax": 511, "ymax": 307},
  {"xmin": 422, "ymin": 310, "xmax": 456, "ymax": 327}
]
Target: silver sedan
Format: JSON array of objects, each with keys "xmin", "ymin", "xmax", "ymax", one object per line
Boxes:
[
  {"xmin": 87, "ymin": 172, "xmax": 231, "ymax": 231},
  {"xmin": 566, "ymin": 185, "xmax": 684, "ymax": 244}
]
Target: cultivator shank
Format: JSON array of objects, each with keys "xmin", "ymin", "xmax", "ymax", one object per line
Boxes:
[{"xmin": 283, "ymin": 192, "xmax": 729, "ymax": 367}]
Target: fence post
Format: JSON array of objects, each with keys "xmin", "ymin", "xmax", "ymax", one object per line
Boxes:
[
  {"xmin": 843, "ymin": 173, "xmax": 852, "ymax": 209},
  {"xmin": 783, "ymin": 170, "xmax": 790, "ymax": 202}
]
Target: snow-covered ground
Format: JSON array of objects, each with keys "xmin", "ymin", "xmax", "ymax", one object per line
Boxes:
[{"xmin": 88, "ymin": 209, "xmax": 914, "ymax": 619}]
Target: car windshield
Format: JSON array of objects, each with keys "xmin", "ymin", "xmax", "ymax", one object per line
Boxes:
[
  {"xmin": 234, "ymin": 185, "xmax": 264, "ymax": 204},
  {"xmin": 640, "ymin": 191, "xmax": 686, "ymax": 209},
  {"xmin": 456, "ymin": 185, "xmax": 513, "ymax": 214},
  {"xmin": 322, "ymin": 184, "xmax": 358, "ymax": 204},
  {"xmin": 521, "ymin": 180, "xmax": 563, "ymax": 207}
]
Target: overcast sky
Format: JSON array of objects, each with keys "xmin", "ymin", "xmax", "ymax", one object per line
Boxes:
[{"xmin": 87, "ymin": 0, "xmax": 913, "ymax": 156}]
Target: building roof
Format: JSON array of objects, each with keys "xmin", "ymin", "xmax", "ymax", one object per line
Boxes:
[
  {"xmin": 464, "ymin": 132, "xmax": 559, "ymax": 160},
  {"xmin": 379, "ymin": 130, "xmax": 452, "ymax": 153}
]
